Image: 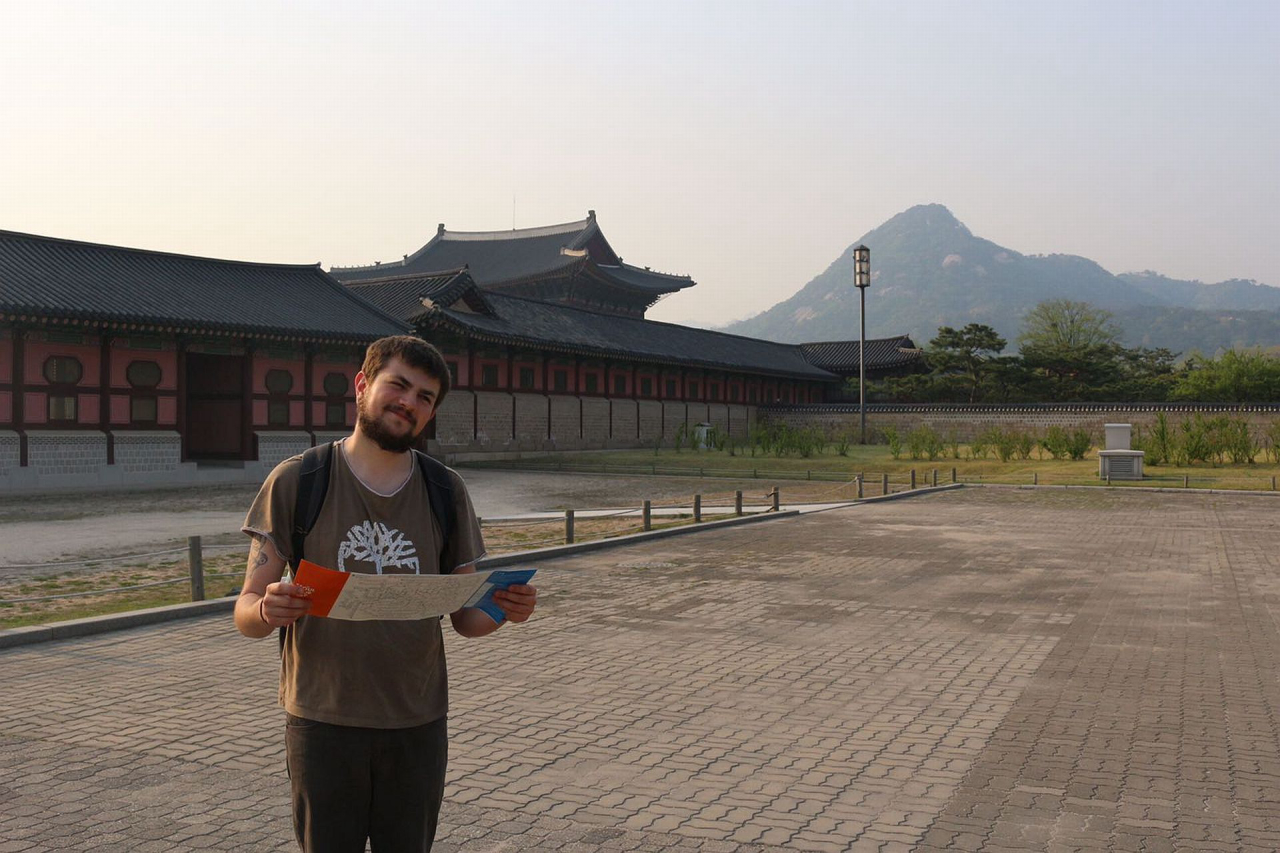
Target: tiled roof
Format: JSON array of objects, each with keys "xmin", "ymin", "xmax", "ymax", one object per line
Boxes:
[
  {"xmin": 420, "ymin": 291, "xmax": 836, "ymax": 380},
  {"xmin": 330, "ymin": 214, "xmax": 695, "ymax": 295},
  {"xmin": 799, "ymin": 336, "xmax": 922, "ymax": 372},
  {"xmin": 0, "ymin": 229, "xmax": 408, "ymax": 341},
  {"xmin": 342, "ymin": 269, "xmax": 481, "ymax": 325}
]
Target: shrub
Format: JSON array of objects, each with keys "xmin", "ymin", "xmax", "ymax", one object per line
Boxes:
[
  {"xmin": 993, "ymin": 429, "xmax": 1018, "ymax": 462},
  {"xmin": 1149, "ymin": 412, "xmax": 1174, "ymax": 465},
  {"xmin": 946, "ymin": 431, "xmax": 961, "ymax": 459},
  {"xmin": 1267, "ymin": 420, "xmax": 1280, "ymax": 464},
  {"xmin": 1221, "ymin": 417, "xmax": 1259, "ymax": 465},
  {"xmin": 907, "ymin": 424, "xmax": 944, "ymax": 461},
  {"xmin": 1015, "ymin": 430, "xmax": 1035, "ymax": 460},
  {"xmin": 1066, "ymin": 428, "xmax": 1092, "ymax": 461},
  {"xmin": 883, "ymin": 425, "xmax": 903, "ymax": 460},
  {"xmin": 835, "ymin": 432, "xmax": 853, "ymax": 457},
  {"xmin": 1039, "ymin": 426, "xmax": 1070, "ymax": 460},
  {"xmin": 971, "ymin": 427, "xmax": 999, "ymax": 460}
]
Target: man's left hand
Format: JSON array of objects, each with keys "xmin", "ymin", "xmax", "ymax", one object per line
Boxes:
[{"xmin": 493, "ymin": 584, "xmax": 537, "ymax": 623}]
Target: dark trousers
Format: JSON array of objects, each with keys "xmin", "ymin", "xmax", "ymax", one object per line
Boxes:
[{"xmin": 285, "ymin": 714, "xmax": 448, "ymax": 853}]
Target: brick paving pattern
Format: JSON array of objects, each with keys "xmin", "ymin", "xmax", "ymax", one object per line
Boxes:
[{"xmin": 2, "ymin": 487, "xmax": 1279, "ymax": 851}]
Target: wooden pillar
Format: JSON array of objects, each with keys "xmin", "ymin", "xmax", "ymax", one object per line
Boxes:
[
  {"xmin": 468, "ymin": 341, "xmax": 477, "ymax": 441},
  {"xmin": 303, "ymin": 346, "xmax": 314, "ymax": 443},
  {"xmin": 575, "ymin": 356, "xmax": 583, "ymax": 439},
  {"xmin": 605, "ymin": 358, "xmax": 612, "ymax": 440},
  {"xmin": 544, "ymin": 351, "xmax": 552, "ymax": 441},
  {"xmin": 13, "ymin": 328, "xmax": 26, "ymax": 466},
  {"xmin": 100, "ymin": 332, "xmax": 113, "ymax": 464},
  {"xmin": 242, "ymin": 340, "xmax": 255, "ymax": 460},
  {"xmin": 176, "ymin": 338, "xmax": 188, "ymax": 462}
]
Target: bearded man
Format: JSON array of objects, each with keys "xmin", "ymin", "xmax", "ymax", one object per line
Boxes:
[{"xmin": 235, "ymin": 335, "xmax": 537, "ymax": 852}]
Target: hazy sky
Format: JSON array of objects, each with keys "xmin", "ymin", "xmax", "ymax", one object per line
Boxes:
[{"xmin": 2, "ymin": 1, "xmax": 1277, "ymax": 327}]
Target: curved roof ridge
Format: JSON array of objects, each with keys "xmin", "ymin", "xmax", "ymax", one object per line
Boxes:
[
  {"xmin": 608, "ymin": 260, "xmax": 693, "ymax": 281},
  {"xmin": 0, "ymin": 228, "xmax": 322, "ymax": 271},
  {"xmin": 440, "ymin": 217, "xmax": 593, "ymax": 243},
  {"xmin": 343, "ymin": 266, "xmax": 470, "ymax": 287}
]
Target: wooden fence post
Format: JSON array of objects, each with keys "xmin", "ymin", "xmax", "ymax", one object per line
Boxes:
[
  {"xmin": 856, "ymin": 476, "xmax": 864, "ymax": 499},
  {"xmin": 771, "ymin": 487, "xmax": 780, "ymax": 512},
  {"xmin": 565, "ymin": 510, "xmax": 575, "ymax": 544},
  {"xmin": 734, "ymin": 491, "xmax": 743, "ymax": 516},
  {"xmin": 910, "ymin": 470, "xmax": 917, "ymax": 490},
  {"xmin": 694, "ymin": 494, "xmax": 702, "ymax": 523},
  {"xmin": 643, "ymin": 500, "xmax": 651, "ymax": 531},
  {"xmin": 188, "ymin": 536, "xmax": 205, "ymax": 602},
  {"xmin": 882, "ymin": 473, "xmax": 889, "ymax": 496}
]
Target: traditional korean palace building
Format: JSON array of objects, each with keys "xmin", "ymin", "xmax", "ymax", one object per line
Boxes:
[{"xmin": 0, "ymin": 212, "xmax": 914, "ymax": 492}]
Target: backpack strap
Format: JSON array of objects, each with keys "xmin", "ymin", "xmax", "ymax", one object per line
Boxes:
[
  {"xmin": 413, "ymin": 449, "xmax": 457, "ymax": 571},
  {"xmin": 291, "ymin": 442, "xmax": 334, "ymax": 571},
  {"xmin": 282, "ymin": 442, "xmax": 333, "ymax": 654}
]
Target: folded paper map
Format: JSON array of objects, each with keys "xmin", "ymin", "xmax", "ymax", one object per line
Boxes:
[{"xmin": 293, "ymin": 560, "xmax": 537, "ymax": 622}]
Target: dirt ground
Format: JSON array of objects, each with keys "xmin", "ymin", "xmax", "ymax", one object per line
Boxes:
[{"xmin": 0, "ymin": 468, "xmax": 788, "ymax": 571}]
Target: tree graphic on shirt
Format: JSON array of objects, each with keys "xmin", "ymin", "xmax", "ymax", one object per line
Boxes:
[{"xmin": 337, "ymin": 521, "xmax": 421, "ymax": 574}]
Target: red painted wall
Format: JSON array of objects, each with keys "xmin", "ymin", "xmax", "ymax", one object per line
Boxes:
[{"xmin": 23, "ymin": 340, "xmax": 99, "ymax": 388}]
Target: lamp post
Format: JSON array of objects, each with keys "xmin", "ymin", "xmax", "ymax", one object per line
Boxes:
[{"xmin": 853, "ymin": 244, "xmax": 871, "ymax": 443}]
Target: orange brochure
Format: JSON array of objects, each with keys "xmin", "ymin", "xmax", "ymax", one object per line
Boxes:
[{"xmin": 292, "ymin": 560, "xmax": 350, "ymax": 617}]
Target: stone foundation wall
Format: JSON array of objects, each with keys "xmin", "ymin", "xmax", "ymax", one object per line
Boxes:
[
  {"xmin": 28, "ymin": 431, "xmax": 108, "ymax": 477},
  {"xmin": 765, "ymin": 404, "xmax": 1280, "ymax": 443},
  {"xmin": 474, "ymin": 391, "xmax": 514, "ymax": 447},
  {"xmin": 514, "ymin": 394, "xmax": 547, "ymax": 444},
  {"xmin": 256, "ymin": 432, "xmax": 311, "ymax": 469},
  {"xmin": 113, "ymin": 431, "xmax": 182, "ymax": 474},
  {"xmin": 549, "ymin": 397, "xmax": 580, "ymax": 445},
  {"xmin": 638, "ymin": 401, "xmax": 663, "ymax": 442},
  {"xmin": 610, "ymin": 400, "xmax": 638, "ymax": 445},
  {"xmin": 0, "ymin": 431, "xmax": 19, "ymax": 478},
  {"xmin": 434, "ymin": 390, "xmax": 475, "ymax": 446},
  {"xmin": 428, "ymin": 392, "xmax": 761, "ymax": 455}
]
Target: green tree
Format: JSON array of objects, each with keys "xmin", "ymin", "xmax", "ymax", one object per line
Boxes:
[
  {"xmin": 927, "ymin": 324, "xmax": 1007, "ymax": 402},
  {"xmin": 1018, "ymin": 300, "xmax": 1122, "ymax": 400},
  {"xmin": 1171, "ymin": 349, "xmax": 1280, "ymax": 402}
]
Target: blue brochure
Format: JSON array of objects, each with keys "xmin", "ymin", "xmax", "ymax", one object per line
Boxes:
[{"xmin": 463, "ymin": 568, "xmax": 537, "ymax": 624}]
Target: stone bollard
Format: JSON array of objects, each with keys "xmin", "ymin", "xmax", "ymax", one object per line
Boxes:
[
  {"xmin": 734, "ymin": 490, "xmax": 743, "ymax": 516},
  {"xmin": 565, "ymin": 510, "xmax": 575, "ymax": 544},
  {"xmin": 188, "ymin": 536, "xmax": 205, "ymax": 602},
  {"xmin": 694, "ymin": 494, "xmax": 702, "ymax": 523},
  {"xmin": 643, "ymin": 500, "xmax": 652, "ymax": 531}
]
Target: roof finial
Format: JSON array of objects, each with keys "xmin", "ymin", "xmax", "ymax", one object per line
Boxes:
[
  {"xmin": 437, "ymin": 223, "xmax": 445, "ymax": 234},
  {"xmin": 587, "ymin": 209, "xmax": 596, "ymax": 220}
]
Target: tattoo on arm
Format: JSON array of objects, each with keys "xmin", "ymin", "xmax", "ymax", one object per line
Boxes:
[{"xmin": 245, "ymin": 539, "xmax": 270, "ymax": 583}]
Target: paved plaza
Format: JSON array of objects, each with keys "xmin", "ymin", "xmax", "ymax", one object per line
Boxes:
[{"xmin": 2, "ymin": 486, "xmax": 1280, "ymax": 852}]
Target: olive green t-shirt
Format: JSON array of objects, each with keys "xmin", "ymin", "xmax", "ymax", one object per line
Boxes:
[{"xmin": 242, "ymin": 440, "xmax": 486, "ymax": 728}]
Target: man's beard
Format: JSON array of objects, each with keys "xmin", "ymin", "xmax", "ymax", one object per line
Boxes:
[{"xmin": 357, "ymin": 401, "xmax": 420, "ymax": 453}]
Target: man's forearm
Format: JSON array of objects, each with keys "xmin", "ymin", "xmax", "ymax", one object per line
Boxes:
[
  {"xmin": 234, "ymin": 592, "xmax": 274, "ymax": 639},
  {"xmin": 451, "ymin": 606, "xmax": 502, "ymax": 638}
]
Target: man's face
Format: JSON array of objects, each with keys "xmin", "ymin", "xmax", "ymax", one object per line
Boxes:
[{"xmin": 354, "ymin": 357, "xmax": 442, "ymax": 453}]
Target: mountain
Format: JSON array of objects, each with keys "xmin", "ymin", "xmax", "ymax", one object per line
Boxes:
[{"xmin": 724, "ymin": 204, "xmax": 1280, "ymax": 355}]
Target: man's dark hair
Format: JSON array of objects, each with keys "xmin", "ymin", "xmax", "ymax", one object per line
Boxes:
[{"xmin": 361, "ymin": 335, "xmax": 452, "ymax": 407}]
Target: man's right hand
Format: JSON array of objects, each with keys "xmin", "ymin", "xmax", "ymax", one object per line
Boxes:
[{"xmin": 260, "ymin": 582, "xmax": 313, "ymax": 627}]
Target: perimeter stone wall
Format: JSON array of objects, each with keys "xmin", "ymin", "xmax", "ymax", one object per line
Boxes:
[
  {"xmin": 765, "ymin": 404, "xmax": 1280, "ymax": 443},
  {"xmin": 427, "ymin": 392, "xmax": 760, "ymax": 457}
]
